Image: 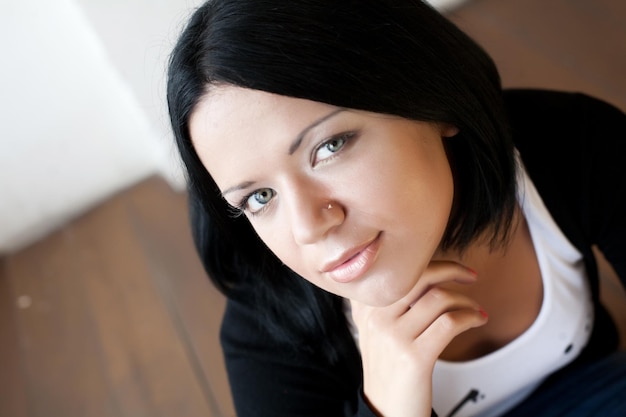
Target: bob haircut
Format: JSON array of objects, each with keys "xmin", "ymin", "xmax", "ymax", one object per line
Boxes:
[{"xmin": 167, "ymin": 0, "xmax": 517, "ymax": 359}]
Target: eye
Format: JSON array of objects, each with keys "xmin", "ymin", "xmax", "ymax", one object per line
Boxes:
[
  {"xmin": 244, "ymin": 188, "xmax": 275, "ymax": 214},
  {"xmin": 313, "ymin": 132, "xmax": 354, "ymax": 165}
]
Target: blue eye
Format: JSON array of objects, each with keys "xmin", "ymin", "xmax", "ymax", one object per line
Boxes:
[
  {"xmin": 314, "ymin": 133, "xmax": 352, "ymax": 165},
  {"xmin": 324, "ymin": 137, "xmax": 346, "ymax": 152},
  {"xmin": 245, "ymin": 188, "xmax": 275, "ymax": 214}
]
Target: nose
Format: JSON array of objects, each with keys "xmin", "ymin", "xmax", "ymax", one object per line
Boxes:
[{"xmin": 283, "ymin": 179, "xmax": 345, "ymax": 246}]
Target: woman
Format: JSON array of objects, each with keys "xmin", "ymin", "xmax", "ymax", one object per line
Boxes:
[{"xmin": 167, "ymin": 0, "xmax": 626, "ymax": 416}]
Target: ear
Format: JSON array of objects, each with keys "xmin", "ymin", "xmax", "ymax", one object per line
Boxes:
[{"xmin": 440, "ymin": 123, "xmax": 459, "ymax": 138}]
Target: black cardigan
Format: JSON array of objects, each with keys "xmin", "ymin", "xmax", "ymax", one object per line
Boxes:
[{"xmin": 216, "ymin": 90, "xmax": 626, "ymax": 416}]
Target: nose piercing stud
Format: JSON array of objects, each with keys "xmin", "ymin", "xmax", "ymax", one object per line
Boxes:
[{"xmin": 327, "ymin": 203, "xmax": 333, "ymax": 210}]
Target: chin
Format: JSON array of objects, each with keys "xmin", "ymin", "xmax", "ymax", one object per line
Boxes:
[{"xmin": 359, "ymin": 279, "xmax": 415, "ymax": 308}]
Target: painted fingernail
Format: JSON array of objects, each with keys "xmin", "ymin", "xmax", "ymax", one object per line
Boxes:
[{"xmin": 479, "ymin": 307, "xmax": 489, "ymax": 319}]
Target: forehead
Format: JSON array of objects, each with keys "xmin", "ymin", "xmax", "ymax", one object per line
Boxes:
[
  {"xmin": 188, "ymin": 86, "xmax": 337, "ymax": 187},
  {"xmin": 191, "ymin": 87, "xmax": 335, "ymax": 154},
  {"xmin": 190, "ymin": 86, "xmax": 334, "ymax": 144}
]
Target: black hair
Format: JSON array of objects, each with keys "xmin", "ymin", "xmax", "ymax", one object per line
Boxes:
[{"xmin": 167, "ymin": 0, "xmax": 516, "ymax": 362}]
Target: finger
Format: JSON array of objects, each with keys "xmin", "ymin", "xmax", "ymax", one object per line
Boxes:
[
  {"xmin": 414, "ymin": 307, "xmax": 488, "ymax": 362},
  {"xmin": 393, "ymin": 261, "xmax": 477, "ymax": 316},
  {"xmin": 397, "ymin": 286, "xmax": 483, "ymax": 339},
  {"xmin": 350, "ymin": 261, "xmax": 477, "ymax": 325},
  {"xmin": 349, "ymin": 298, "xmax": 364, "ymax": 325},
  {"xmin": 349, "ymin": 298, "xmax": 378, "ymax": 330}
]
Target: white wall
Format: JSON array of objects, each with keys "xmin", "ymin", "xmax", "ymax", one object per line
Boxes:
[
  {"xmin": 0, "ymin": 0, "xmax": 203, "ymax": 254},
  {"xmin": 0, "ymin": 0, "xmax": 464, "ymax": 254}
]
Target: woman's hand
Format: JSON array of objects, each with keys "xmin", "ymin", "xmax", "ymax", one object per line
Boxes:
[{"xmin": 350, "ymin": 261, "xmax": 488, "ymax": 417}]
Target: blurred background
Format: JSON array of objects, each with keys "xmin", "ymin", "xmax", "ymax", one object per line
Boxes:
[
  {"xmin": 0, "ymin": 0, "xmax": 200, "ymax": 253},
  {"xmin": 0, "ymin": 0, "xmax": 624, "ymax": 416}
]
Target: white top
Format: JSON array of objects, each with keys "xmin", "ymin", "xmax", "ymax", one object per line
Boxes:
[{"xmin": 431, "ymin": 161, "xmax": 594, "ymax": 417}]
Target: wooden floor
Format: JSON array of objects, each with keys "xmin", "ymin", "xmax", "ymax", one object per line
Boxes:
[
  {"xmin": 448, "ymin": 0, "xmax": 626, "ymax": 112},
  {"xmin": 0, "ymin": 178, "xmax": 235, "ymax": 417},
  {"xmin": 1, "ymin": 1, "xmax": 625, "ymax": 416}
]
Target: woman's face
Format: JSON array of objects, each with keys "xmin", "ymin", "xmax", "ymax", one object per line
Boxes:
[{"xmin": 190, "ymin": 86, "xmax": 457, "ymax": 307}]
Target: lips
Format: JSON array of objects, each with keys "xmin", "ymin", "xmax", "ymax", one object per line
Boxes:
[{"xmin": 321, "ymin": 232, "xmax": 382, "ymax": 283}]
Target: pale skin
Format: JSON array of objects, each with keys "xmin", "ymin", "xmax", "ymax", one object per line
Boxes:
[{"xmin": 190, "ymin": 86, "xmax": 543, "ymax": 417}]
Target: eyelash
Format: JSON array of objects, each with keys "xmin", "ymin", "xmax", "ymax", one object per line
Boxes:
[
  {"xmin": 235, "ymin": 189, "xmax": 274, "ymax": 217},
  {"xmin": 232, "ymin": 130, "xmax": 358, "ymax": 217},
  {"xmin": 226, "ymin": 203, "xmax": 246, "ymax": 218},
  {"xmin": 311, "ymin": 131, "xmax": 357, "ymax": 166}
]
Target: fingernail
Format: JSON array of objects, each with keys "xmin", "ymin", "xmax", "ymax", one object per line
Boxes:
[
  {"xmin": 479, "ymin": 307, "xmax": 489, "ymax": 319},
  {"xmin": 467, "ymin": 267, "xmax": 478, "ymax": 276}
]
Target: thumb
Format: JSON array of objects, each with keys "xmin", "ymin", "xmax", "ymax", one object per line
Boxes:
[
  {"xmin": 349, "ymin": 298, "xmax": 377, "ymax": 330},
  {"xmin": 348, "ymin": 298, "xmax": 365, "ymax": 327}
]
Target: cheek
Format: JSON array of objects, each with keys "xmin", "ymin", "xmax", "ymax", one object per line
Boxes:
[
  {"xmin": 251, "ymin": 222, "xmax": 303, "ymax": 270},
  {"xmin": 382, "ymin": 151, "xmax": 454, "ymax": 244},
  {"xmin": 355, "ymin": 144, "xmax": 453, "ymax": 215}
]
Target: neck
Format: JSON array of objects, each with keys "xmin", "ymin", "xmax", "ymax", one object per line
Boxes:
[
  {"xmin": 435, "ymin": 206, "xmax": 544, "ymax": 361},
  {"xmin": 433, "ymin": 205, "xmax": 523, "ymax": 271}
]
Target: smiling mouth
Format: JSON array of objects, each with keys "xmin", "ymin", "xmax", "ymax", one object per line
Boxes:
[{"xmin": 322, "ymin": 233, "xmax": 382, "ymax": 283}]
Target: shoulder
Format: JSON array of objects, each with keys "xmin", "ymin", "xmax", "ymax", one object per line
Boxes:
[
  {"xmin": 504, "ymin": 88, "xmax": 625, "ymax": 159},
  {"xmin": 220, "ymin": 296, "xmax": 359, "ymax": 366},
  {"xmin": 503, "ymin": 89, "xmax": 626, "ymax": 242},
  {"xmin": 220, "ymin": 297, "xmax": 365, "ymax": 416}
]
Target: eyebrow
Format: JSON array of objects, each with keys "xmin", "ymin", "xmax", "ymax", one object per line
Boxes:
[
  {"xmin": 222, "ymin": 181, "xmax": 256, "ymax": 197},
  {"xmin": 288, "ymin": 108, "xmax": 346, "ymax": 155},
  {"xmin": 222, "ymin": 107, "xmax": 346, "ymax": 198}
]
